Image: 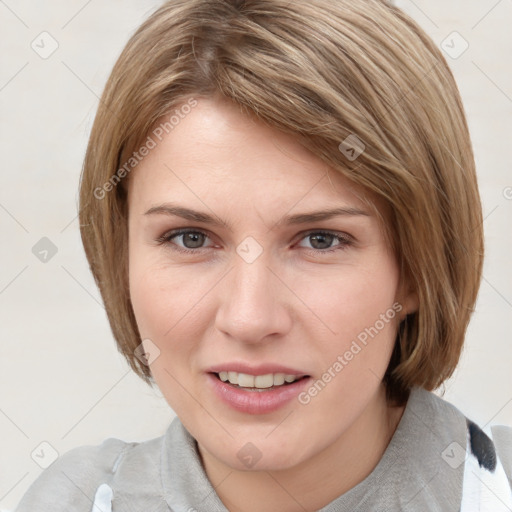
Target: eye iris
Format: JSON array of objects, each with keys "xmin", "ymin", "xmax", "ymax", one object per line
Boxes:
[
  {"xmin": 310, "ymin": 233, "xmax": 334, "ymax": 250},
  {"xmin": 182, "ymin": 232, "xmax": 204, "ymax": 248}
]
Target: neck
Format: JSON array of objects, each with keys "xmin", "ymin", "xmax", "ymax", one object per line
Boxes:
[{"xmin": 197, "ymin": 384, "xmax": 407, "ymax": 512}]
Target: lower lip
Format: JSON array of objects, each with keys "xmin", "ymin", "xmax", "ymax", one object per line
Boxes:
[{"xmin": 207, "ymin": 373, "xmax": 311, "ymax": 415}]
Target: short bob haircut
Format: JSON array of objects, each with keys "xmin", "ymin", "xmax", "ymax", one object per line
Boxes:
[{"xmin": 79, "ymin": 0, "xmax": 483, "ymax": 407}]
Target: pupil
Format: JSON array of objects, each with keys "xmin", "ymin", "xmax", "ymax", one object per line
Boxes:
[
  {"xmin": 311, "ymin": 233, "xmax": 333, "ymax": 249},
  {"xmin": 184, "ymin": 232, "xmax": 204, "ymax": 248}
]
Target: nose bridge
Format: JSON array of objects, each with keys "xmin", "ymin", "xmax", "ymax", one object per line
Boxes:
[{"xmin": 215, "ymin": 248, "xmax": 290, "ymax": 343}]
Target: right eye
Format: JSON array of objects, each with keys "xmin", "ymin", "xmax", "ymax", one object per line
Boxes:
[{"xmin": 156, "ymin": 228, "xmax": 215, "ymax": 253}]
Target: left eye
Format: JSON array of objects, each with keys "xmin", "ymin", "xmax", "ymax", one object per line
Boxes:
[
  {"xmin": 156, "ymin": 229, "xmax": 352, "ymax": 253},
  {"xmin": 297, "ymin": 231, "xmax": 351, "ymax": 251}
]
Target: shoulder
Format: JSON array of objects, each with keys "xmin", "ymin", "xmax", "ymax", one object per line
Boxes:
[
  {"xmin": 488, "ymin": 423, "xmax": 512, "ymax": 490},
  {"xmin": 427, "ymin": 387, "xmax": 512, "ymax": 509},
  {"xmin": 460, "ymin": 421, "xmax": 512, "ymax": 510},
  {"xmin": 397, "ymin": 387, "xmax": 512, "ymax": 509},
  {"xmin": 424, "ymin": 388, "xmax": 512, "ymax": 486},
  {"xmin": 491, "ymin": 423, "xmax": 512, "ymax": 483},
  {"xmin": 14, "ymin": 436, "xmax": 143, "ymax": 512}
]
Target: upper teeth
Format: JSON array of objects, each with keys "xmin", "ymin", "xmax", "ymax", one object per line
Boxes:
[{"xmin": 218, "ymin": 371, "xmax": 300, "ymax": 388}]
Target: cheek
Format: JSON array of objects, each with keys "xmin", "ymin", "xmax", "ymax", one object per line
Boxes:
[
  {"xmin": 129, "ymin": 261, "xmax": 167, "ymax": 338},
  {"xmin": 291, "ymin": 259, "xmax": 402, "ymax": 387},
  {"xmin": 128, "ymin": 253, "xmax": 216, "ymax": 380},
  {"xmin": 296, "ymin": 262, "xmax": 400, "ymax": 337},
  {"xmin": 128, "ymin": 262, "xmax": 204, "ymax": 410},
  {"xmin": 130, "ymin": 267, "xmax": 203, "ymax": 340},
  {"xmin": 129, "ymin": 241, "xmax": 199, "ymax": 336},
  {"xmin": 293, "ymin": 268, "xmax": 402, "ymax": 419}
]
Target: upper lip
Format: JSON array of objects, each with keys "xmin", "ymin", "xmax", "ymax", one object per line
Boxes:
[{"xmin": 206, "ymin": 362, "xmax": 310, "ymax": 377}]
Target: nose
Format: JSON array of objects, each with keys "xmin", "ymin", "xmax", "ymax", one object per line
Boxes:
[{"xmin": 214, "ymin": 251, "xmax": 293, "ymax": 345}]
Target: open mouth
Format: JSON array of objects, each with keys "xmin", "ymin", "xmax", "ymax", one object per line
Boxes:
[{"xmin": 211, "ymin": 371, "xmax": 310, "ymax": 391}]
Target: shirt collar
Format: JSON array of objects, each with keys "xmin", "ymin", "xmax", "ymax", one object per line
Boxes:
[{"xmin": 161, "ymin": 416, "xmax": 228, "ymax": 511}]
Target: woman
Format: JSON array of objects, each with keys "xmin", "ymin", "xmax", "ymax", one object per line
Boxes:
[{"xmin": 15, "ymin": 0, "xmax": 512, "ymax": 510}]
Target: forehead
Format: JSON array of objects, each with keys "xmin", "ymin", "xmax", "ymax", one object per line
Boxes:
[{"xmin": 127, "ymin": 97, "xmax": 371, "ymax": 213}]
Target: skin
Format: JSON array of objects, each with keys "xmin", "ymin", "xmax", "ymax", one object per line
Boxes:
[{"xmin": 127, "ymin": 96, "xmax": 418, "ymax": 511}]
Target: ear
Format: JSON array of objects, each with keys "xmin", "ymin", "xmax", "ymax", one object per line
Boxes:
[{"xmin": 396, "ymin": 279, "xmax": 419, "ymax": 321}]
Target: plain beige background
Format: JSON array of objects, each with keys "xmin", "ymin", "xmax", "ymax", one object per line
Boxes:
[{"xmin": 1, "ymin": 0, "xmax": 511, "ymax": 510}]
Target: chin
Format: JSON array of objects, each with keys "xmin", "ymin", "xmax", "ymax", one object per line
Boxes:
[
  {"xmin": 227, "ymin": 451, "xmax": 304, "ymax": 473},
  {"xmin": 223, "ymin": 435, "xmax": 311, "ymax": 472}
]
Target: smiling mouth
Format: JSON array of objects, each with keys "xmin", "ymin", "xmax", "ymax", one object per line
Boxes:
[{"xmin": 212, "ymin": 371, "xmax": 310, "ymax": 391}]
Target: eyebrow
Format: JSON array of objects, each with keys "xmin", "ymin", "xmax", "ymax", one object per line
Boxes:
[{"xmin": 144, "ymin": 203, "xmax": 370, "ymax": 229}]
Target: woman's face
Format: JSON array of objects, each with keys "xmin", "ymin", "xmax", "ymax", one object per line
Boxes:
[{"xmin": 128, "ymin": 96, "xmax": 415, "ymax": 471}]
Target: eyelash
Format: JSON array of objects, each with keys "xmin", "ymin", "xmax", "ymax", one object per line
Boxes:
[{"xmin": 155, "ymin": 228, "xmax": 353, "ymax": 255}]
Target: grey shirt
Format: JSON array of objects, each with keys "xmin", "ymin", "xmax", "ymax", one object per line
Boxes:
[{"xmin": 14, "ymin": 386, "xmax": 512, "ymax": 511}]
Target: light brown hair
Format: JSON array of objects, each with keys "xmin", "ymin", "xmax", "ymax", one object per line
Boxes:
[{"xmin": 79, "ymin": 0, "xmax": 484, "ymax": 406}]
